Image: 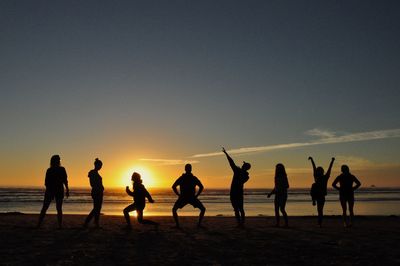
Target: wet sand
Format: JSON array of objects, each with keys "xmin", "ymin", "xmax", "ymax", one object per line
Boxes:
[{"xmin": 0, "ymin": 214, "xmax": 399, "ymax": 265}]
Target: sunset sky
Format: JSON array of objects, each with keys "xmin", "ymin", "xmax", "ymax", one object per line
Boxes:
[{"xmin": 1, "ymin": 1, "xmax": 399, "ymax": 189}]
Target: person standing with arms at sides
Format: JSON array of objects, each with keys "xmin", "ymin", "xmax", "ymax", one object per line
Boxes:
[
  {"xmin": 222, "ymin": 147, "xmax": 251, "ymax": 228},
  {"xmin": 37, "ymin": 155, "xmax": 69, "ymax": 229},
  {"xmin": 172, "ymin": 164, "xmax": 206, "ymax": 228},
  {"xmin": 268, "ymin": 164, "xmax": 289, "ymax": 227},
  {"xmin": 309, "ymin": 156, "xmax": 335, "ymax": 227},
  {"xmin": 332, "ymin": 165, "xmax": 361, "ymax": 228},
  {"xmin": 123, "ymin": 172, "xmax": 158, "ymax": 229},
  {"xmin": 84, "ymin": 158, "xmax": 104, "ymax": 228}
]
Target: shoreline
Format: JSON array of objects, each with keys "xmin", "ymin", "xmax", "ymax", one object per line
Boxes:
[{"xmin": 1, "ymin": 211, "xmax": 399, "ymax": 218}]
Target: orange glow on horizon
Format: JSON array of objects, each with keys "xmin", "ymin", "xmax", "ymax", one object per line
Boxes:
[{"xmin": 121, "ymin": 165, "xmax": 158, "ymax": 188}]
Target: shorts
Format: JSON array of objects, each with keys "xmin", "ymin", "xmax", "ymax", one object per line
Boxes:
[
  {"xmin": 230, "ymin": 194, "xmax": 244, "ymax": 210},
  {"xmin": 174, "ymin": 197, "xmax": 204, "ymax": 209}
]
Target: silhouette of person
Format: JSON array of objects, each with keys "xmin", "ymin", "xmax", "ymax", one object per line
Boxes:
[
  {"xmin": 172, "ymin": 164, "xmax": 206, "ymax": 228},
  {"xmin": 84, "ymin": 158, "xmax": 104, "ymax": 228},
  {"xmin": 37, "ymin": 155, "xmax": 69, "ymax": 229},
  {"xmin": 309, "ymin": 156, "xmax": 335, "ymax": 227},
  {"xmin": 268, "ymin": 163, "xmax": 289, "ymax": 227},
  {"xmin": 123, "ymin": 172, "xmax": 158, "ymax": 229},
  {"xmin": 332, "ymin": 165, "xmax": 361, "ymax": 227},
  {"xmin": 222, "ymin": 147, "xmax": 250, "ymax": 227}
]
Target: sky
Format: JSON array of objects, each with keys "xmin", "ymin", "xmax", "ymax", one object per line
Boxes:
[{"xmin": 1, "ymin": 0, "xmax": 400, "ymax": 189}]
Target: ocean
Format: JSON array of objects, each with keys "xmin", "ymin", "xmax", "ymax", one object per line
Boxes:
[{"xmin": 0, "ymin": 187, "xmax": 399, "ymax": 216}]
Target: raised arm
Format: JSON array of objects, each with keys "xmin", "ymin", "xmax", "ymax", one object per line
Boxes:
[
  {"xmin": 308, "ymin": 156, "xmax": 317, "ymax": 178},
  {"xmin": 326, "ymin": 157, "xmax": 335, "ymax": 178},
  {"xmin": 125, "ymin": 186, "xmax": 134, "ymax": 196},
  {"xmin": 222, "ymin": 147, "xmax": 236, "ymax": 170}
]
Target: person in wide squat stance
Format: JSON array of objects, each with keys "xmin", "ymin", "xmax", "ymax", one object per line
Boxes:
[{"xmin": 172, "ymin": 164, "xmax": 206, "ymax": 228}]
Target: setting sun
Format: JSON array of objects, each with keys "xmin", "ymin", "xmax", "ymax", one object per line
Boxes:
[{"xmin": 122, "ymin": 166, "xmax": 157, "ymax": 188}]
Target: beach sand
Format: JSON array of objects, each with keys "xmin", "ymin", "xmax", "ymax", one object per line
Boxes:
[{"xmin": 0, "ymin": 214, "xmax": 399, "ymax": 265}]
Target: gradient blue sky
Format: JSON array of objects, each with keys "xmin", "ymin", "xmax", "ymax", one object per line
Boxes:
[{"xmin": 1, "ymin": 1, "xmax": 399, "ymax": 188}]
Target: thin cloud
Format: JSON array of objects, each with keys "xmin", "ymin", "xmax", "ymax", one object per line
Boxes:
[
  {"xmin": 335, "ymin": 155, "xmax": 400, "ymax": 170},
  {"xmin": 192, "ymin": 128, "xmax": 400, "ymax": 158},
  {"xmin": 139, "ymin": 158, "xmax": 199, "ymax": 166},
  {"xmin": 306, "ymin": 128, "xmax": 336, "ymax": 138}
]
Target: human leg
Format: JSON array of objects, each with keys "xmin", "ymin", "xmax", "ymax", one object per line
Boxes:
[
  {"xmin": 280, "ymin": 193, "xmax": 288, "ymax": 227},
  {"xmin": 231, "ymin": 195, "xmax": 243, "ymax": 226},
  {"xmin": 348, "ymin": 195, "xmax": 355, "ymax": 226},
  {"xmin": 192, "ymin": 199, "xmax": 206, "ymax": 227},
  {"xmin": 55, "ymin": 196, "xmax": 64, "ymax": 229},
  {"xmin": 137, "ymin": 209, "xmax": 158, "ymax": 225},
  {"xmin": 84, "ymin": 208, "xmax": 95, "ymax": 227},
  {"xmin": 123, "ymin": 203, "xmax": 136, "ymax": 227},
  {"xmin": 172, "ymin": 198, "xmax": 186, "ymax": 228},
  {"xmin": 94, "ymin": 194, "xmax": 103, "ymax": 226},
  {"xmin": 317, "ymin": 197, "xmax": 325, "ymax": 226},
  {"xmin": 340, "ymin": 196, "xmax": 348, "ymax": 227},
  {"xmin": 37, "ymin": 192, "xmax": 52, "ymax": 227},
  {"xmin": 84, "ymin": 196, "xmax": 96, "ymax": 227},
  {"xmin": 274, "ymin": 198, "xmax": 280, "ymax": 226},
  {"xmin": 239, "ymin": 208, "xmax": 245, "ymax": 225}
]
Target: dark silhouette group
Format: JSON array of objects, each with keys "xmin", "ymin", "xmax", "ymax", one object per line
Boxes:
[{"xmin": 37, "ymin": 150, "xmax": 362, "ymax": 229}]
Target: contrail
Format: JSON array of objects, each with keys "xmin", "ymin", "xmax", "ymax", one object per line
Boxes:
[
  {"xmin": 192, "ymin": 128, "xmax": 400, "ymax": 158},
  {"xmin": 139, "ymin": 158, "xmax": 199, "ymax": 166}
]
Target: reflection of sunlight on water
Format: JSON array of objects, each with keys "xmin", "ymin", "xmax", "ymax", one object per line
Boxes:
[{"xmin": 98, "ymin": 201, "xmax": 400, "ymax": 217}]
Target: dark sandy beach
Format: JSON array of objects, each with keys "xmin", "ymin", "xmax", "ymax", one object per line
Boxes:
[{"xmin": 1, "ymin": 214, "xmax": 399, "ymax": 265}]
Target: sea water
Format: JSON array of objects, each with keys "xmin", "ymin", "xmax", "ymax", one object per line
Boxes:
[{"xmin": 0, "ymin": 187, "xmax": 399, "ymax": 216}]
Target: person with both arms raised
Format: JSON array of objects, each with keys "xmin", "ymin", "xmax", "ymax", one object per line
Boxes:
[{"xmin": 309, "ymin": 156, "xmax": 335, "ymax": 227}]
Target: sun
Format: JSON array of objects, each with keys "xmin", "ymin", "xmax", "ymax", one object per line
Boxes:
[{"xmin": 122, "ymin": 165, "xmax": 157, "ymax": 188}]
